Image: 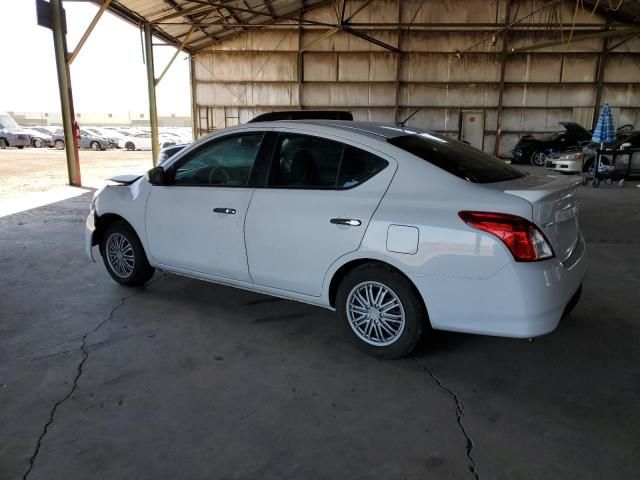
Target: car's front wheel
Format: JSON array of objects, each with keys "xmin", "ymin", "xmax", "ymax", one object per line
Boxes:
[
  {"xmin": 90, "ymin": 141, "xmax": 100, "ymax": 151},
  {"xmin": 530, "ymin": 150, "xmax": 546, "ymax": 167},
  {"xmin": 336, "ymin": 264, "xmax": 425, "ymax": 359},
  {"xmin": 125, "ymin": 142, "xmax": 135, "ymax": 151},
  {"xmin": 99, "ymin": 221, "xmax": 155, "ymax": 286},
  {"xmin": 54, "ymin": 139, "xmax": 65, "ymax": 150}
]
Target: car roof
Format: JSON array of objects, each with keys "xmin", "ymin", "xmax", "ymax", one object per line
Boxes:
[
  {"xmin": 248, "ymin": 110, "xmax": 353, "ymax": 123},
  {"xmin": 244, "ymin": 120, "xmax": 432, "ymax": 141}
]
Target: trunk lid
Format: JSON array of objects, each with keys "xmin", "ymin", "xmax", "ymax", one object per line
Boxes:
[{"xmin": 484, "ymin": 174, "xmax": 582, "ymax": 261}]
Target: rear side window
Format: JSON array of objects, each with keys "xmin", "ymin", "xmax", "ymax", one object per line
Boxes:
[
  {"xmin": 388, "ymin": 134, "xmax": 525, "ymax": 183},
  {"xmin": 268, "ymin": 133, "xmax": 388, "ymax": 189}
]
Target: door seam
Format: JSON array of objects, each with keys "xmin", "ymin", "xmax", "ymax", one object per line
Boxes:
[{"xmin": 244, "ymin": 187, "xmax": 256, "ymax": 283}]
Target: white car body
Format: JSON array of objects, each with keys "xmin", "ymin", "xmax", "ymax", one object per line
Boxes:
[
  {"xmin": 87, "ymin": 121, "xmax": 586, "ymax": 342},
  {"xmin": 118, "ymin": 132, "xmax": 178, "ymax": 150},
  {"xmin": 118, "ymin": 133, "xmax": 154, "ymax": 150}
]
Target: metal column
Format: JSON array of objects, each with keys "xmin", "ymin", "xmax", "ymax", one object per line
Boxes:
[
  {"xmin": 51, "ymin": 0, "xmax": 81, "ymax": 186},
  {"xmin": 143, "ymin": 23, "xmax": 160, "ymax": 164}
]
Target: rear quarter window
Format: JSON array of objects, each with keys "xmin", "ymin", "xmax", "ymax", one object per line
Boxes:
[{"xmin": 388, "ymin": 134, "xmax": 525, "ymax": 184}]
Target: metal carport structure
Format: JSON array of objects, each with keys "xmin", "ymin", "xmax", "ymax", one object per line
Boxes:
[{"xmin": 44, "ymin": 0, "xmax": 640, "ymax": 185}]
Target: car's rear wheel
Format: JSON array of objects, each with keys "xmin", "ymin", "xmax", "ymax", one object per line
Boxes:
[
  {"xmin": 17, "ymin": 145, "xmax": 24, "ymax": 149},
  {"xmin": 336, "ymin": 264, "xmax": 425, "ymax": 359},
  {"xmin": 90, "ymin": 141, "xmax": 100, "ymax": 151},
  {"xmin": 99, "ymin": 221, "xmax": 155, "ymax": 286},
  {"xmin": 125, "ymin": 142, "xmax": 135, "ymax": 151},
  {"xmin": 54, "ymin": 139, "xmax": 65, "ymax": 150},
  {"xmin": 530, "ymin": 151, "xmax": 546, "ymax": 167},
  {"xmin": 33, "ymin": 138, "xmax": 43, "ymax": 148}
]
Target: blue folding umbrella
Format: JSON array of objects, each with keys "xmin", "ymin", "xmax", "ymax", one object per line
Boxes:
[{"xmin": 590, "ymin": 103, "xmax": 616, "ymax": 186}]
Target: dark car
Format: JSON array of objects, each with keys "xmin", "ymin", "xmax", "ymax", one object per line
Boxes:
[
  {"xmin": 248, "ymin": 110, "xmax": 353, "ymax": 123},
  {"xmin": 158, "ymin": 143, "xmax": 188, "ymax": 165},
  {"xmin": 512, "ymin": 122, "xmax": 592, "ymax": 167},
  {"xmin": 52, "ymin": 128, "xmax": 111, "ymax": 151}
]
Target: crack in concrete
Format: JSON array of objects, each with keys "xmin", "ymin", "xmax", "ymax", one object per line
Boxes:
[
  {"xmin": 22, "ymin": 296, "xmax": 128, "ymax": 480},
  {"xmin": 21, "ymin": 273, "xmax": 169, "ymax": 479},
  {"xmin": 414, "ymin": 357, "xmax": 480, "ymax": 480}
]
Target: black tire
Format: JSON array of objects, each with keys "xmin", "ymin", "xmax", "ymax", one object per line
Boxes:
[
  {"xmin": 33, "ymin": 138, "xmax": 43, "ymax": 148},
  {"xmin": 90, "ymin": 141, "xmax": 100, "ymax": 151},
  {"xmin": 125, "ymin": 142, "xmax": 135, "ymax": 151},
  {"xmin": 17, "ymin": 145, "xmax": 24, "ymax": 149},
  {"xmin": 529, "ymin": 150, "xmax": 545, "ymax": 167},
  {"xmin": 562, "ymin": 284, "xmax": 582, "ymax": 318},
  {"xmin": 99, "ymin": 220, "xmax": 155, "ymax": 287},
  {"xmin": 335, "ymin": 264, "xmax": 426, "ymax": 359},
  {"xmin": 54, "ymin": 139, "xmax": 65, "ymax": 150}
]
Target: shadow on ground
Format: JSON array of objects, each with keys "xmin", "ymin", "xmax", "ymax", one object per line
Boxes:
[{"xmin": 1, "ymin": 182, "xmax": 639, "ymax": 480}]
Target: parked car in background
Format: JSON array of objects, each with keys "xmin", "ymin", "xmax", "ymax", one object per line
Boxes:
[
  {"xmin": 22, "ymin": 128, "xmax": 52, "ymax": 148},
  {"xmin": 119, "ymin": 132, "xmax": 176, "ymax": 151},
  {"xmin": 85, "ymin": 127, "xmax": 121, "ymax": 149},
  {"xmin": 87, "ymin": 120, "xmax": 585, "ymax": 359},
  {"xmin": 546, "ymin": 131, "xmax": 640, "ymax": 176},
  {"xmin": 30, "ymin": 127, "xmax": 55, "ymax": 148},
  {"xmin": 512, "ymin": 122, "xmax": 592, "ymax": 166},
  {"xmin": 0, "ymin": 111, "xmax": 31, "ymax": 149},
  {"xmin": 158, "ymin": 143, "xmax": 188, "ymax": 164},
  {"xmin": 52, "ymin": 128, "xmax": 111, "ymax": 150},
  {"xmin": 119, "ymin": 132, "xmax": 154, "ymax": 151}
]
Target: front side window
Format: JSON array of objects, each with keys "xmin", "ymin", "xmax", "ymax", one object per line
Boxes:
[
  {"xmin": 388, "ymin": 134, "xmax": 525, "ymax": 184},
  {"xmin": 268, "ymin": 133, "xmax": 388, "ymax": 189},
  {"xmin": 173, "ymin": 133, "xmax": 264, "ymax": 186}
]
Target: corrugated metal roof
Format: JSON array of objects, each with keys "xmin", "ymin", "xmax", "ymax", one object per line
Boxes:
[
  {"xmin": 101, "ymin": 0, "xmax": 333, "ymax": 51},
  {"xmin": 100, "ymin": 0, "xmax": 640, "ymax": 53}
]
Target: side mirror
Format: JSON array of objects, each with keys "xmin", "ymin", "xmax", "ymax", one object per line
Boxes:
[{"xmin": 146, "ymin": 166, "xmax": 166, "ymax": 185}]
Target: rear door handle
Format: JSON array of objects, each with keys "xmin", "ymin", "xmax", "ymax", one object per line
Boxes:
[
  {"xmin": 213, "ymin": 207, "xmax": 236, "ymax": 214},
  {"xmin": 330, "ymin": 218, "xmax": 361, "ymax": 226}
]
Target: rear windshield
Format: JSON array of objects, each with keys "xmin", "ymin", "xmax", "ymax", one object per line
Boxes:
[{"xmin": 388, "ymin": 134, "xmax": 525, "ymax": 184}]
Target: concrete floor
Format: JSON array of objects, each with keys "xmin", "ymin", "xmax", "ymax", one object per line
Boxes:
[{"xmin": 1, "ymin": 173, "xmax": 640, "ymax": 480}]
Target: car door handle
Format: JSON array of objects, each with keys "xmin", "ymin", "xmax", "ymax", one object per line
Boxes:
[
  {"xmin": 213, "ymin": 207, "xmax": 236, "ymax": 214},
  {"xmin": 330, "ymin": 218, "xmax": 361, "ymax": 226}
]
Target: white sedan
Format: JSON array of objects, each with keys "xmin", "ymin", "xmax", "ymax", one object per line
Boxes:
[
  {"xmin": 118, "ymin": 132, "xmax": 176, "ymax": 151},
  {"xmin": 86, "ymin": 121, "xmax": 586, "ymax": 358}
]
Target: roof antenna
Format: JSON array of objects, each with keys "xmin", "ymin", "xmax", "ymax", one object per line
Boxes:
[{"xmin": 397, "ymin": 107, "xmax": 423, "ymax": 127}]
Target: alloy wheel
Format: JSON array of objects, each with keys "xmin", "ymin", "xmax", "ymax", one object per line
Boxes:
[
  {"xmin": 531, "ymin": 151, "xmax": 546, "ymax": 167},
  {"xmin": 106, "ymin": 233, "xmax": 135, "ymax": 278},
  {"xmin": 346, "ymin": 281, "xmax": 406, "ymax": 346}
]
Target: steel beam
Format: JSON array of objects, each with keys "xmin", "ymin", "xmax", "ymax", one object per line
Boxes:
[
  {"xmin": 51, "ymin": 0, "xmax": 81, "ymax": 186},
  {"xmin": 189, "ymin": 52, "xmax": 199, "ymax": 140},
  {"xmin": 592, "ymin": 35, "xmax": 609, "ymax": 131},
  {"xmin": 155, "ymin": 25, "xmax": 197, "ymax": 86},
  {"xmin": 68, "ymin": 0, "xmax": 112, "ymax": 64},
  {"xmin": 495, "ymin": 0, "xmax": 511, "ymax": 157},
  {"xmin": 509, "ymin": 27, "xmax": 640, "ymax": 53},
  {"xmin": 144, "ymin": 23, "xmax": 160, "ymax": 164}
]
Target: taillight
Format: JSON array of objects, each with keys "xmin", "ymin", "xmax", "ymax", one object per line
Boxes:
[{"xmin": 458, "ymin": 211, "xmax": 554, "ymax": 262}]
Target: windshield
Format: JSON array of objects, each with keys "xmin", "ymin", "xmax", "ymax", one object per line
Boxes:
[
  {"xmin": 388, "ymin": 133, "xmax": 526, "ymax": 184},
  {"xmin": 541, "ymin": 132, "xmax": 561, "ymax": 141},
  {"xmin": 0, "ymin": 114, "xmax": 19, "ymax": 130}
]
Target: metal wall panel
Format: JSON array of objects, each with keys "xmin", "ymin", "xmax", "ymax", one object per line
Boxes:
[{"xmin": 191, "ymin": 0, "xmax": 640, "ymax": 156}]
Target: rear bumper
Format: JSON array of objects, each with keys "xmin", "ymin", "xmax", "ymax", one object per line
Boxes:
[
  {"xmin": 409, "ymin": 234, "xmax": 587, "ymax": 338},
  {"xmin": 85, "ymin": 209, "xmax": 97, "ymax": 262}
]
